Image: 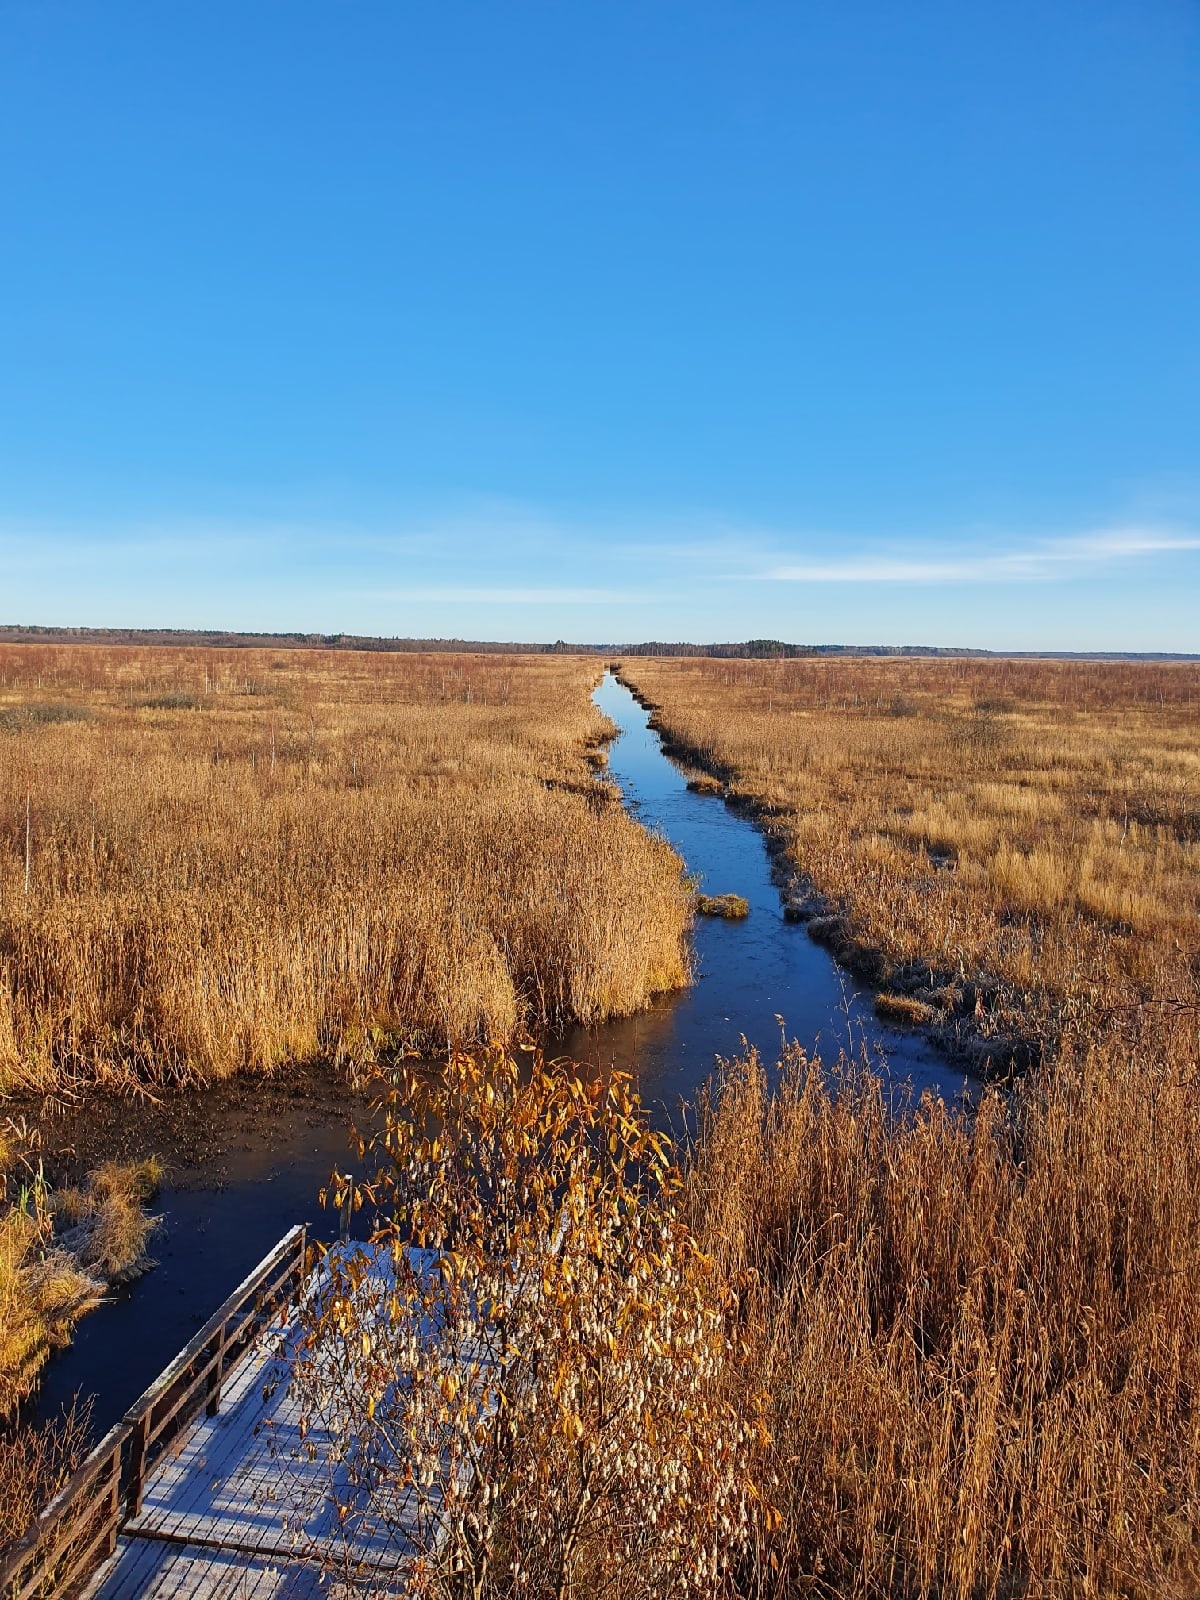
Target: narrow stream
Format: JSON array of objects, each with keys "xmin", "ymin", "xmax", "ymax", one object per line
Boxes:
[
  {"xmin": 33, "ymin": 672, "xmax": 971, "ymax": 1437},
  {"xmin": 557, "ymin": 673, "xmax": 971, "ymax": 1113}
]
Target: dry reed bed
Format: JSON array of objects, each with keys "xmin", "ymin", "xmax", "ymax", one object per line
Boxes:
[
  {"xmin": 691, "ymin": 1038, "xmax": 1200, "ymax": 1599},
  {"xmin": 0, "ymin": 646, "xmax": 691, "ymax": 1092},
  {"xmin": 618, "ymin": 656, "xmax": 1200, "ymax": 1060},
  {"xmin": 619, "ymin": 655, "xmax": 1200, "ymax": 1594}
]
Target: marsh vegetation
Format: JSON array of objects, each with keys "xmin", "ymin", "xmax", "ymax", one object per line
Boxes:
[
  {"xmin": 619, "ymin": 655, "xmax": 1200, "ymax": 1065},
  {"xmin": 0, "ymin": 645, "xmax": 692, "ymax": 1093},
  {"xmin": 607, "ymin": 654, "xmax": 1200, "ymax": 1596},
  {"xmin": 0, "ymin": 643, "xmax": 695, "ymax": 1563},
  {"xmin": 3, "ymin": 646, "xmax": 1199, "ymax": 1597},
  {"xmin": 303, "ymin": 1024, "xmax": 1200, "ymax": 1599},
  {"xmin": 694, "ymin": 892, "xmax": 750, "ymax": 919}
]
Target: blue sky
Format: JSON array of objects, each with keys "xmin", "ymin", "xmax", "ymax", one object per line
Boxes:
[{"xmin": 1, "ymin": 1, "xmax": 1198, "ymax": 649}]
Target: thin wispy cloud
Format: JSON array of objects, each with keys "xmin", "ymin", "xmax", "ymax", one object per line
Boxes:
[
  {"xmin": 769, "ymin": 528, "xmax": 1200, "ymax": 584},
  {"xmin": 358, "ymin": 586, "xmax": 637, "ymax": 606}
]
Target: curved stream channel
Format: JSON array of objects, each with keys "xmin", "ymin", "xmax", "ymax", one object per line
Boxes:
[{"xmin": 34, "ymin": 672, "xmax": 972, "ymax": 1437}]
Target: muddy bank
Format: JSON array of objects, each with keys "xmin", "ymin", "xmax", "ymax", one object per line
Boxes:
[
  {"xmin": 25, "ymin": 1061, "xmax": 373, "ymax": 1193},
  {"xmin": 612, "ymin": 666, "xmax": 1043, "ymax": 1081}
]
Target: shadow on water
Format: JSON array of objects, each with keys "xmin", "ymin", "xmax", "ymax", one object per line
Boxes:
[{"xmin": 33, "ymin": 670, "xmax": 974, "ymax": 1437}]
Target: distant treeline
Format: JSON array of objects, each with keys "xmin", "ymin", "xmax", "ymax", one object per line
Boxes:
[
  {"xmin": 614, "ymin": 640, "xmax": 1200, "ymax": 660},
  {"xmin": 0, "ymin": 625, "xmax": 558, "ymax": 654},
  {"xmin": 0, "ymin": 625, "xmax": 1194, "ymax": 662}
]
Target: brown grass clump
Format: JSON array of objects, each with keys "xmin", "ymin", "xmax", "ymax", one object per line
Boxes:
[
  {"xmin": 873, "ymin": 991, "xmax": 937, "ymax": 1025},
  {"xmin": 619, "ymin": 656, "xmax": 1200, "ymax": 1061},
  {"xmin": 0, "ymin": 1211, "xmax": 101, "ymax": 1416},
  {"xmin": 0, "ymin": 1126, "xmax": 104, "ymax": 1419},
  {"xmin": 1, "ymin": 1127, "xmax": 161, "ymax": 1414},
  {"xmin": 686, "ymin": 772, "xmax": 725, "ymax": 795},
  {"xmin": 0, "ymin": 645, "xmax": 692, "ymax": 1092},
  {"xmin": 53, "ymin": 1158, "xmax": 164, "ymax": 1285},
  {"xmin": 695, "ymin": 892, "xmax": 751, "ymax": 919}
]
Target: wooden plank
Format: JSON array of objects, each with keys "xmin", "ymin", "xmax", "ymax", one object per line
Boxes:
[
  {"xmin": 81, "ymin": 1538, "xmax": 410, "ymax": 1600},
  {"xmin": 122, "ymin": 1227, "xmax": 307, "ymax": 1518}
]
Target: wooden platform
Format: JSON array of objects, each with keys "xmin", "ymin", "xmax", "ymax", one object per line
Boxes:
[
  {"xmin": 79, "ymin": 1243, "xmax": 416, "ymax": 1598},
  {"xmin": 0, "ymin": 1228, "xmax": 431, "ymax": 1600}
]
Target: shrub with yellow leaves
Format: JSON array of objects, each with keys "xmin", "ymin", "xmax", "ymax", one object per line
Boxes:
[{"xmin": 293, "ymin": 1047, "xmax": 764, "ymax": 1599}]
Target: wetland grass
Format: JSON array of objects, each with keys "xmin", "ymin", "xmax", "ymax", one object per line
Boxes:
[
  {"xmin": 618, "ymin": 653, "xmax": 1200, "ymax": 1596},
  {"xmin": 619, "ymin": 654, "xmax": 1200, "ymax": 1061},
  {"xmin": 6, "ymin": 647, "xmax": 1199, "ymax": 1594},
  {"xmin": 689, "ymin": 1035, "xmax": 1200, "ymax": 1599},
  {"xmin": 0, "ymin": 645, "xmax": 692, "ymax": 1093}
]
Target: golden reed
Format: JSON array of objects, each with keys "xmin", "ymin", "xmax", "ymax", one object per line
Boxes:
[
  {"xmin": 0, "ymin": 645, "xmax": 691, "ymax": 1092},
  {"xmin": 626, "ymin": 655, "xmax": 1200, "ymax": 1597},
  {"xmin": 619, "ymin": 655, "xmax": 1200, "ymax": 1054}
]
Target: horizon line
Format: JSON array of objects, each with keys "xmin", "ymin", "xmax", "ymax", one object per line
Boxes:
[{"xmin": 2, "ymin": 623, "xmax": 1198, "ymax": 664}]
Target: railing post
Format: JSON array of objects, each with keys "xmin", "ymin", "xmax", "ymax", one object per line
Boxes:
[
  {"xmin": 125, "ymin": 1410, "xmax": 149, "ymax": 1520},
  {"xmin": 105, "ymin": 1446, "xmax": 121, "ymax": 1555},
  {"xmin": 206, "ymin": 1324, "xmax": 227, "ymax": 1417}
]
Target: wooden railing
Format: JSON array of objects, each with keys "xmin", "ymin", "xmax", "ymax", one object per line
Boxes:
[{"xmin": 0, "ymin": 1225, "xmax": 307, "ymax": 1600}]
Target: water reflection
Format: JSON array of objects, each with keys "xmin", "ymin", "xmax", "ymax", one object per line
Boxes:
[{"xmin": 556, "ymin": 674, "xmax": 973, "ymax": 1117}]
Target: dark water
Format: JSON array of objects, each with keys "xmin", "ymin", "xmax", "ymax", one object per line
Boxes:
[
  {"xmin": 32, "ymin": 1102, "xmax": 360, "ymax": 1435},
  {"xmin": 557, "ymin": 674, "xmax": 971, "ymax": 1120},
  {"xmin": 34, "ymin": 672, "xmax": 971, "ymax": 1437}
]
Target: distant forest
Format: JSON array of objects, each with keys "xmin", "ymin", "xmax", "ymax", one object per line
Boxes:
[{"xmin": 0, "ymin": 625, "xmax": 1193, "ymax": 662}]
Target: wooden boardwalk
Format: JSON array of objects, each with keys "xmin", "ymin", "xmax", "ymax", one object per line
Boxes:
[
  {"xmin": 82, "ymin": 1288, "xmax": 414, "ymax": 1597},
  {"xmin": 2, "ymin": 1229, "xmax": 422, "ymax": 1600}
]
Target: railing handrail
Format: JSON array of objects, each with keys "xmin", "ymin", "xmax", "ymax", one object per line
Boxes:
[
  {"xmin": 1, "ymin": 1223, "xmax": 308, "ymax": 1600},
  {"xmin": 0, "ymin": 1423, "xmax": 127, "ymax": 1593},
  {"xmin": 121, "ymin": 1223, "xmax": 306, "ymax": 1425}
]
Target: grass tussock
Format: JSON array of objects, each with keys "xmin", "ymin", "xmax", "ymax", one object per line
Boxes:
[
  {"xmin": 1, "ymin": 1128, "xmax": 162, "ymax": 1416},
  {"xmin": 873, "ymin": 990, "xmax": 937, "ymax": 1025},
  {"xmin": 0, "ymin": 1128, "xmax": 102, "ymax": 1417},
  {"xmin": 688, "ymin": 1040, "xmax": 1200, "ymax": 1599},
  {"xmin": 0, "ymin": 1210, "xmax": 102, "ymax": 1418},
  {"xmin": 0, "ymin": 645, "xmax": 692, "ymax": 1092},
  {"xmin": 52, "ymin": 1157, "xmax": 163, "ymax": 1285},
  {"xmin": 695, "ymin": 892, "xmax": 751, "ymax": 919},
  {"xmin": 686, "ymin": 772, "xmax": 725, "ymax": 795}
]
